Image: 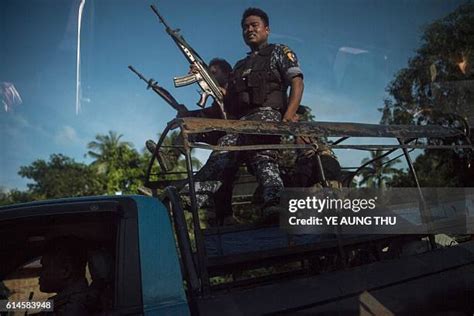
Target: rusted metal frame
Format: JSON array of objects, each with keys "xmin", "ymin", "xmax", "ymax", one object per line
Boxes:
[
  {"xmin": 164, "ymin": 187, "xmax": 200, "ymax": 295},
  {"xmin": 146, "ymin": 121, "xmax": 189, "ymax": 192},
  {"xmin": 179, "ymin": 122, "xmax": 211, "ymax": 293},
  {"xmin": 310, "ymin": 142, "xmax": 348, "ymax": 269},
  {"xmin": 190, "ymin": 143, "xmax": 314, "ymax": 151},
  {"xmin": 313, "ymin": 147, "xmax": 348, "ymax": 268},
  {"xmin": 383, "ymin": 150, "xmax": 415, "ymax": 167},
  {"xmin": 315, "ymin": 155, "xmax": 328, "ymax": 188},
  {"xmin": 186, "ymin": 142, "xmax": 473, "ymax": 152},
  {"xmin": 329, "ymin": 137, "xmax": 405, "ymax": 266},
  {"xmin": 156, "ymin": 145, "xmax": 184, "ymax": 149},
  {"xmin": 397, "ymin": 138, "xmax": 436, "ymax": 250},
  {"xmin": 334, "ymin": 144, "xmax": 473, "ymax": 150},
  {"xmin": 351, "ymin": 139, "xmax": 417, "ymax": 180},
  {"xmin": 176, "ymin": 117, "xmax": 464, "ymax": 139},
  {"xmin": 145, "ymin": 121, "xmax": 175, "ymax": 194},
  {"xmin": 340, "ymin": 149, "xmax": 417, "ymax": 186},
  {"xmin": 150, "ymin": 171, "xmax": 189, "ymax": 175},
  {"xmin": 331, "ymin": 136, "xmax": 349, "ymax": 145}
]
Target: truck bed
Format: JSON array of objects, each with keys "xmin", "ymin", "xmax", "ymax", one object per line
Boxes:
[{"xmin": 196, "ymin": 240, "xmax": 474, "ymax": 315}]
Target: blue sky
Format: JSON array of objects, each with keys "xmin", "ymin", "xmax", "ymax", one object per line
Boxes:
[{"xmin": 0, "ymin": 0, "xmax": 463, "ymax": 190}]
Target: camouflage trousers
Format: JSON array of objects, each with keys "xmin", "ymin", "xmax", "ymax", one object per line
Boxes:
[{"xmin": 183, "ymin": 108, "xmax": 284, "ymax": 210}]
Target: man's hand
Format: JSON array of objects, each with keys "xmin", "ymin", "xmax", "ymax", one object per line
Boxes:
[
  {"xmin": 189, "ymin": 64, "xmax": 199, "ymax": 74},
  {"xmin": 218, "ymin": 86, "xmax": 227, "ymax": 96},
  {"xmin": 282, "ymin": 113, "xmax": 299, "ymax": 122}
]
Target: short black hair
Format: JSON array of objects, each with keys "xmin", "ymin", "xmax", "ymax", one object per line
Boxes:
[
  {"xmin": 209, "ymin": 58, "xmax": 232, "ymax": 75},
  {"xmin": 241, "ymin": 8, "xmax": 269, "ymax": 27}
]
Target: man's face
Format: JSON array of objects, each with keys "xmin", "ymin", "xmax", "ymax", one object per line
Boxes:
[
  {"xmin": 39, "ymin": 254, "xmax": 68, "ymax": 293},
  {"xmin": 242, "ymin": 15, "xmax": 269, "ymax": 48}
]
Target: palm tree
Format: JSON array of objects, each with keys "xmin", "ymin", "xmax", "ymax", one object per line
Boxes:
[
  {"xmin": 358, "ymin": 150, "xmax": 400, "ymax": 188},
  {"xmin": 87, "ymin": 131, "xmax": 132, "ymax": 174},
  {"xmin": 87, "ymin": 131, "xmax": 147, "ymax": 194}
]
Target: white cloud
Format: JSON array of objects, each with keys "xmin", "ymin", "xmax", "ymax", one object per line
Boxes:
[
  {"xmin": 54, "ymin": 125, "xmax": 79, "ymax": 145},
  {"xmin": 338, "ymin": 47, "xmax": 369, "ymax": 55}
]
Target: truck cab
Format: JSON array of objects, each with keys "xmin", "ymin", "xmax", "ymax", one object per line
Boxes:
[{"xmin": 0, "ymin": 195, "xmax": 189, "ymax": 315}]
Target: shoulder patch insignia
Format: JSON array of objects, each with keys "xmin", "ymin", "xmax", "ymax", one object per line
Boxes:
[
  {"xmin": 287, "ymin": 52, "xmax": 296, "ymax": 62},
  {"xmin": 281, "ymin": 45, "xmax": 297, "ymax": 62},
  {"xmin": 282, "ymin": 46, "xmax": 291, "ymax": 54}
]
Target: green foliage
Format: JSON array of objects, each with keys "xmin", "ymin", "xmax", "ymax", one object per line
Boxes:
[
  {"xmin": 87, "ymin": 131, "xmax": 145, "ymax": 194},
  {"xmin": 379, "ymin": 3, "xmax": 474, "ymax": 187},
  {"xmin": 0, "ymin": 130, "xmax": 202, "ymax": 205},
  {"xmin": 87, "ymin": 131, "xmax": 132, "ymax": 171},
  {"xmin": 389, "ymin": 149, "xmax": 469, "ymax": 187},
  {"xmin": 381, "ymin": 3, "xmax": 474, "ymax": 126},
  {"xmin": 358, "ymin": 150, "xmax": 400, "ymax": 188},
  {"xmin": 17, "ymin": 154, "xmax": 106, "ymax": 199},
  {"xmin": 0, "ymin": 188, "xmax": 37, "ymax": 206}
]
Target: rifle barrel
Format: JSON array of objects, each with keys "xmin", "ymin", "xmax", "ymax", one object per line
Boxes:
[
  {"xmin": 150, "ymin": 5, "xmax": 171, "ymax": 29},
  {"xmin": 129, "ymin": 65, "xmax": 151, "ymax": 84}
]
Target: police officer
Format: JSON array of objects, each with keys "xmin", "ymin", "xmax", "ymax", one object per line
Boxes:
[
  {"xmin": 182, "ymin": 7, "xmax": 304, "ymax": 223},
  {"xmin": 225, "ymin": 7, "xmax": 304, "ymax": 214},
  {"xmin": 227, "ymin": 8, "xmax": 304, "ymax": 123}
]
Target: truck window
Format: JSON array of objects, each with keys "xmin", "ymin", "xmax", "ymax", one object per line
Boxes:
[{"xmin": 0, "ymin": 211, "xmax": 118, "ymax": 315}]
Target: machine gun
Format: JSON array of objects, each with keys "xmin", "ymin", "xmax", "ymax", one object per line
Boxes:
[
  {"xmin": 128, "ymin": 65, "xmax": 188, "ymax": 115},
  {"xmin": 150, "ymin": 4, "xmax": 227, "ymax": 119}
]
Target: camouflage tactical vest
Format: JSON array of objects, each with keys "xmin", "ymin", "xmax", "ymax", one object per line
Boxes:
[{"xmin": 229, "ymin": 44, "xmax": 287, "ymax": 117}]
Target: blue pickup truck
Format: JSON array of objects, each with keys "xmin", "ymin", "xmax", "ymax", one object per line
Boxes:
[
  {"xmin": 1, "ymin": 193, "xmax": 474, "ymax": 315},
  {"xmin": 2, "ymin": 118, "xmax": 473, "ymax": 315}
]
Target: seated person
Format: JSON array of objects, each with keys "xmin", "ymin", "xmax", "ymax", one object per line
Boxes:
[
  {"xmin": 86, "ymin": 248, "xmax": 114, "ymax": 313},
  {"xmin": 39, "ymin": 236, "xmax": 89, "ymax": 316}
]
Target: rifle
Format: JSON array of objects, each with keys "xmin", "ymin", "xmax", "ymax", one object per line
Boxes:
[
  {"xmin": 128, "ymin": 65, "xmax": 188, "ymax": 114},
  {"xmin": 150, "ymin": 4, "xmax": 227, "ymax": 119}
]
